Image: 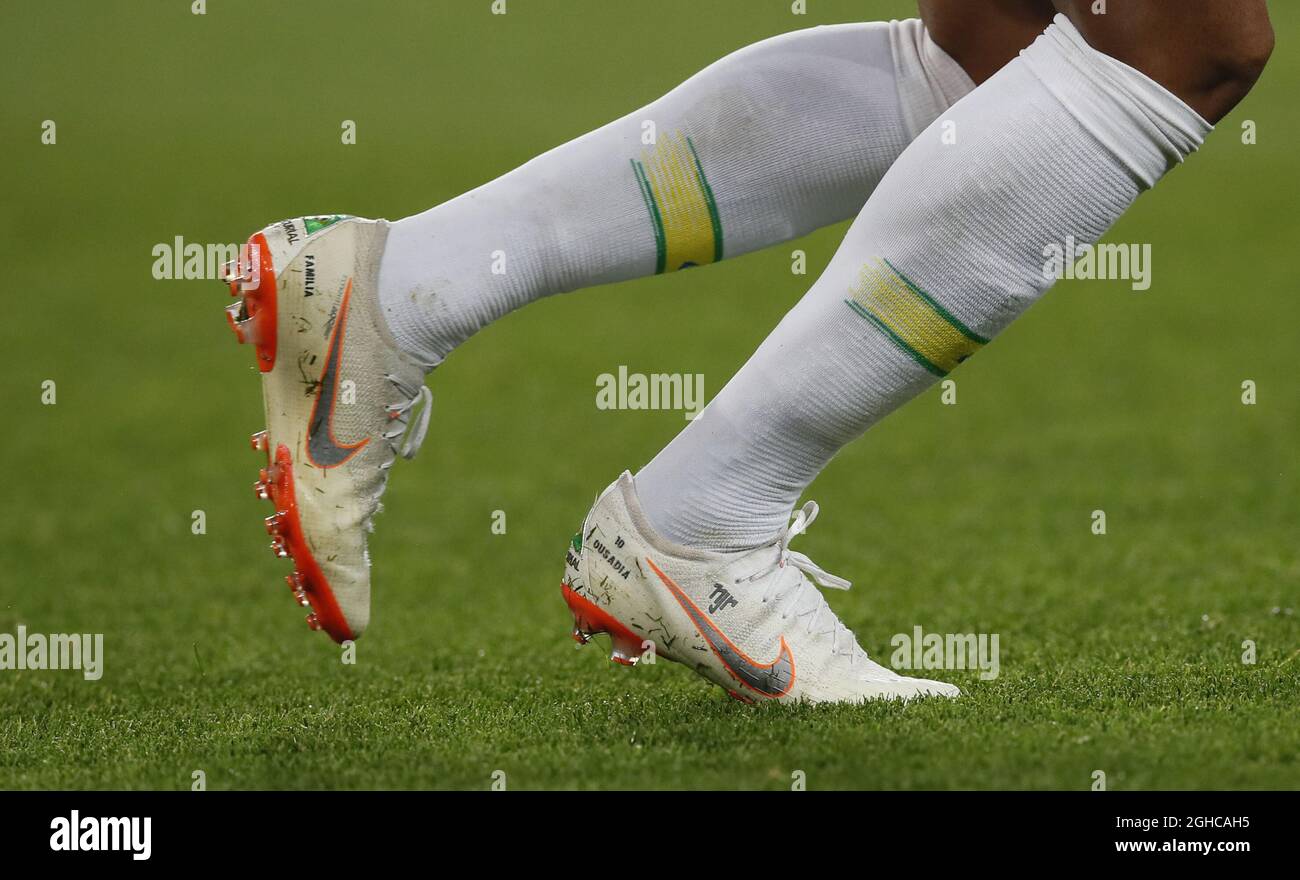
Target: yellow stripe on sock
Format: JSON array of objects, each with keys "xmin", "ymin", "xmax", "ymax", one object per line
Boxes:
[
  {"xmin": 847, "ymin": 259, "xmax": 985, "ymax": 376},
  {"xmin": 638, "ymin": 133, "xmax": 719, "ymax": 272}
]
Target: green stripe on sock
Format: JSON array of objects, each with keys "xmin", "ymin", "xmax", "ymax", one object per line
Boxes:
[
  {"xmin": 845, "ymin": 299, "xmax": 947, "ymax": 377},
  {"xmin": 882, "ymin": 257, "xmax": 989, "ymax": 344},
  {"xmin": 631, "ymin": 159, "xmax": 667, "ymax": 275},
  {"xmin": 685, "ymin": 137, "xmax": 723, "ymax": 264}
]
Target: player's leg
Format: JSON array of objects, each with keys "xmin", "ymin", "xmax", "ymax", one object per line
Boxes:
[
  {"xmin": 638, "ymin": 0, "xmax": 1271, "ymax": 551},
  {"xmin": 917, "ymin": 0, "xmax": 1058, "ymax": 84},
  {"xmin": 223, "ymin": 15, "xmax": 983, "ymax": 642},
  {"xmin": 565, "ymin": 2, "xmax": 1272, "ymax": 702},
  {"xmin": 375, "ymin": 20, "xmax": 977, "ymax": 364},
  {"xmin": 1051, "ymin": 0, "xmax": 1274, "ymax": 125}
]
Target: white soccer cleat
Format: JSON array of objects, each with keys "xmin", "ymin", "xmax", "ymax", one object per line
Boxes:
[
  {"xmin": 223, "ymin": 215, "xmax": 436, "ymax": 642},
  {"xmin": 562, "ymin": 472, "xmax": 959, "ymax": 703}
]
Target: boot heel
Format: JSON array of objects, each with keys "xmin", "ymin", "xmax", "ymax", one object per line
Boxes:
[{"xmin": 561, "ymin": 581, "xmax": 647, "ymax": 666}]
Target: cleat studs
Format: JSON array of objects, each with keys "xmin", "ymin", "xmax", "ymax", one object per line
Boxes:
[
  {"xmin": 305, "ymin": 613, "xmax": 322, "ymax": 631},
  {"xmin": 609, "ymin": 649, "xmax": 639, "ymax": 667},
  {"xmin": 270, "ymin": 535, "xmax": 289, "ymax": 558},
  {"xmin": 254, "ymin": 479, "xmax": 271, "ymax": 501},
  {"xmin": 220, "ymin": 254, "xmax": 257, "ymax": 288},
  {"xmin": 608, "ymin": 632, "xmax": 645, "ymax": 667},
  {"xmin": 220, "ymin": 231, "xmax": 277, "ymax": 372},
  {"xmin": 260, "ymin": 465, "xmax": 278, "ymax": 497},
  {"xmin": 249, "ymin": 430, "xmax": 268, "ymax": 452},
  {"xmin": 294, "ymin": 590, "xmax": 310, "ymax": 608},
  {"xmin": 224, "ymin": 302, "xmax": 259, "ymax": 345},
  {"xmin": 224, "ymin": 303, "xmax": 246, "ymax": 342},
  {"xmin": 285, "ymin": 571, "xmax": 304, "ymax": 591},
  {"xmin": 560, "ymin": 582, "xmax": 647, "ymax": 664},
  {"xmin": 264, "ymin": 512, "xmax": 284, "ymax": 536},
  {"xmin": 219, "ymin": 258, "xmax": 247, "ymax": 284}
]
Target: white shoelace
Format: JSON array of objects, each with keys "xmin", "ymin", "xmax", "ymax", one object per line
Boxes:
[
  {"xmin": 738, "ymin": 502, "xmax": 866, "ymax": 663},
  {"xmin": 379, "ymin": 374, "xmax": 434, "ymax": 469},
  {"xmin": 363, "ymin": 371, "xmax": 434, "ymax": 530}
]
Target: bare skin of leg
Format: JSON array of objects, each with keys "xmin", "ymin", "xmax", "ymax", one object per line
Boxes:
[
  {"xmin": 1052, "ymin": 0, "xmax": 1274, "ymax": 123},
  {"xmin": 920, "ymin": 0, "xmax": 1273, "ymax": 123},
  {"xmin": 918, "ymin": 0, "xmax": 1057, "ymax": 84}
]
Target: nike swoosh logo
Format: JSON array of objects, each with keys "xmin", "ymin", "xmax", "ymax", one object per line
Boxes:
[
  {"xmin": 646, "ymin": 558, "xmax": 795, "ymax": 699},
  {"xmin": 307, "ymin": 278, "xmax": 369, "ymax": 468}
]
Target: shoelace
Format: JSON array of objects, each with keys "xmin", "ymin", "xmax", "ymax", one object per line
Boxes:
[
  {"xmin": 362, "ymin": 370, "xmax": 435, "ymax": 530},
  {"xmin": 378, "ymin": 373, "xmax": 434, "ymax": 470},
  {"xmin": 739, "ymin": 502, "xmax": 866, "ymax": 663}
]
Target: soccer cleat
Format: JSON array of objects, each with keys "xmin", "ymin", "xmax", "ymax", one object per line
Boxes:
[
  {"xmin": 561, "ymin": 472, "xmax": 960, "ymax": 704},
  {"xmin": 223, "ymin": 216, "xmax": 437, "ymax": 642}
]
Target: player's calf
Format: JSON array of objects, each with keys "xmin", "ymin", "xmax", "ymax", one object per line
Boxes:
[{"xmin": 1054, "ymin": 0, "xmax": 1273, "ymax": 124}]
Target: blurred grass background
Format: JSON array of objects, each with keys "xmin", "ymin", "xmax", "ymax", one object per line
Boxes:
[{"xmin": 0, "ymin": 0, "xmax": 1296, "ymax": 789}]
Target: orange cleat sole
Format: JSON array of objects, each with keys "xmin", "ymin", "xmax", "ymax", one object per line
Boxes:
[
  {"xmin": 561, "ymin": 580, "xmax": 646, "ymax": 666},
  {"xmin": 221, "ymin": 231, "xmax": 277, "ymax": 372},
  {"xmin": 252, "ymin": 441, "xmax": 356, "ymax": 643},
  {"xmin": 225, "ymin": 226, "xmax": 352, "ymax": 642}
]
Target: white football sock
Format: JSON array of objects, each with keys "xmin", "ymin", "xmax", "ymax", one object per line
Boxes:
[
  {"xmin": 377, "ymin": 20, "xmax": 972, "ymax": 363},
  {"xmin": 636, "ymin": 14, "xmax": 1211, "ymax": 551}
]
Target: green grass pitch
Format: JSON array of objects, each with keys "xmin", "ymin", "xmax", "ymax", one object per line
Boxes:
[{"xmin": 1, "ymin": 0, "xmax": 1296, "ymax": 790}]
